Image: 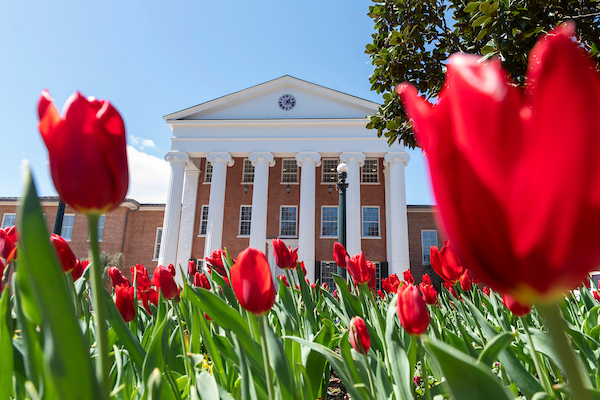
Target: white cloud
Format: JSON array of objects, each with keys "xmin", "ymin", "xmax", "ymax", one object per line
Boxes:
[
  {"xmin": 126, "ymin": 146, "xmax": 169, "ymax": 203},
  {"xmin": 129, "ymin": 135, "xmax": 157, "ymax": 150}
]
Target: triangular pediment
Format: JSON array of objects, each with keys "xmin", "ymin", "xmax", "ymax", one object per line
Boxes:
[{"xmin": 163, "ymin": 76, "xmax": 380, "ymax": 121}]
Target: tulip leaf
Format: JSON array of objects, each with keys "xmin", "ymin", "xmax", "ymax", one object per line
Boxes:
[
  {"xmin": 385, "ymin": 296, "xmax": 414, "ymax": 400},
  {"xmin": 0, "ymin": 288, "xmax": 14, "ymax": 399},
  {"xmin": 333, "ymin": 274, "xmax": 363, "ymax": 318},
  {"xmin": 263, "ymin": 317, "xmax": 295, "ymax": 399},
  {"xmin": 425, "ymin": 338, "xmax": 513, "ymax": 400},
  {"xmin": 197, "ymin": 371, "xmax": 220, "ymax": 400},
  {"xmin": 18, "ymin": 168, "xmax": 99, "ymax": 400},
  {"xmin": 302, "ymin": 318, "xmax": 334, "ymax": 400},
  {"xmin": 477, "ymin": 332, "xmax": 515, "ymax": 366}
]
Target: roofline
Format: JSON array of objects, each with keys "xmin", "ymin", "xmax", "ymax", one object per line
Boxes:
[{"xmin": 0, "ymin": 197, "xmax": 163, "ymax": 209}]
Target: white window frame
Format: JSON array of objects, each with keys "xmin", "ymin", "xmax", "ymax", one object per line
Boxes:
[
  {"xmin": 153, "ymin": 227, "xmax": 163, "ymax": 260},
  {"xmin": 361, "ymin": 206, "xmax": 380, "ymax": 238},
  {"xmin": 61, "ymin": 214, "xmax": 75, "ymax": 241},
  {"xmin": 320, "ymin": 206, "xmax": 338, "ymax": 238},
  {"xmin": 196, "ymin": 259, "xmax": 204, "ymax": 271},
  {"xmin": 421, "ymin": 230, "xmax": 438, "ymax": 265},
  {"xmin": 319, "ymin": 260, "xmax": 337, "ymax": 290},
  {"xmin": 198, "ymin": 205, "xmax": 209, "ymax": 236},
  {"xmin": 279, "ymin": 205, "xmax": 298, "ymax": 238},
  {"xmin": 321, "ymin": 158, "xmax": 339, "ymax": 184},
  {"xmin": 241, "ymin": 159, "xmax": 255, "ymax": 184},
  {"xmin": 281, "ymin": 158, "xmax": 299, "ymax": 184},
  {"xmin": 238, "ymin": 205, "xmax": 252, "ymax": 237},
  {"xmin": 361, "ymin": 158, "xmax": 380, "ymax": 184},
  {"xmin": 89, "ymin": 214, "xmax": 106, "ymax": 242},
  {"xmin": 204, "ymin": 161, "xmax": 213, "ymax": 184},
  {"xmin": 1, "ymin": 213, "xmax": 16, "ymax": 229}
]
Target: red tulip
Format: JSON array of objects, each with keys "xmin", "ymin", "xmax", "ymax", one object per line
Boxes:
[
  {"xmin": 429, "ymin": 242, "xmax": 464, "ymax": 285},
  {"xmin": 397, "ymin": 284, "xmax": 430, "ymax": 336},
  {"xmin": 38, "ymin": 91, "xmax": 128, "ymax": 213},
  {"xmin": 167, "ymin": 263, "xmax": 176, "ymax": 277},
  {"xmin": 311, "ymin": 283, "xmax": 317, "ymax": 290},
  {"xmin": 419, "ymin": 283, "xmax": 438, "ymax": 305},
  {"xmin": 346, "ymin": 252, "xmax": 370, "ymax": 284},
  {"xmin": 272, "ymin": 238, "xmax": 298, "ymax": 270},
  {"xmin": 0, "ymin": 259, "xmax": 4, "ymax": 293},
  {"xmin": 152, "ymin": 265, "xmax": 179, "ymax": 300},
  {"xmin": 397, "ymin": 23, "xmax": 600, "ymax": 303},
  {"xmin": 593, "ymin": 291, "xmax": 600, "ymax": 303},
  {"xmin": 460, "ymin": 271, "xmax": 472, "ymax": 292},
  {"xmin": 297, "ymin": 261, "xmax": 307, "ymax": 276},
  {"xmin": 421, "ymin": 274, "xmax": 431, "ymax": 285},
  {"xmin": 188, "ymin": 260, "xmax": 197, "ymax": 276},
  {"xmin": 502, "ymin": 293, "xmax": 532, "ymax": 317},
  {"xmin": 333, "ymin": 289, "xmax": 339, "ymax": 299},
  {"xmin": 367, "ymin": 261, "xmax": 377, "ymax": 290},
  {"xmin": 230, "ymin": 248, "xmax": 275, "ymax": 316},
  {"xmin": 278, "ymin": 275, "xmax": 290, "ymax": 288},
  {"xmin": 333, "ymin": 242, "xmax": 348, "ymax": 269},
  {"xmin": 389, "ymin": 273, "xmax": 401, "ymax": 291},
  {"xmin": 205, "ymin": 249, "xmax": 227, "ymax": 276},
  {"xmin": 382, "ymin": 278, "xmax": 393, "ymax": 294},
  {"xmin": 108, "ymin": 266, "xmax": 130, "ymax": 287},
  {"xmin": 194, "ymin": 272, "xmax": 210, "ymax": 290},
  {"xmin": 50, "ymin": 234, "xmax": 77, "ymax": 273},
  {"xmin": 482, "ymin": 286, "xmax": 491, "ymax": 296},
  {"xmin": 321, "ymin": 282, "xmax": 329, "ymax": 291},
  {"xmin": 349, "ymin": 316, "xmax": 371, "ymax": 355},
  {"xmin": 71, "ymin": 259, "xmax": 89, "ymax": 282},
  {"xmin": 0, "ymin": 226, "xmax": 17, "ymax": 260},
  {"xmin": 115, "ymin": 284, "xmax": 136, "ymax": 323},
  {"xmin": 131, "ymin": 264, "xmax": 151, "ymax": 290},
  {"xmin": 137, "ymin": 287, "xmax": 158, "ymax": 314},
  {"xmin": 443, "ymin": 282, "xmax": 459, "ymax": 300},
  {"xmin": 403, "ymin": 269, "xmax": 415, "ymax": 285},
  {"xmin": 377, "ymin": 289, "xmax": 385, "ymax": 299}
]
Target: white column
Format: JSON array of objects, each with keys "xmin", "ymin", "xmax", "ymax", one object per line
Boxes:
[
  {"xmin": 383, "ymin": 163, "xmax": 392, "ymax": 268},
  {"xmin": 340, "ymin": 152, "xmax": 365, "ymax": 258},
  {"xmin": 248, "ymin": 152, "xmax": 275, "ymax": 254},
  {"xmin": 203, "ymin": 153, "xmax": 234, "ymax": 262},
  {"xmin": 159, "ymin": 152, "xmax": 189, "ymax": 268},
  {"xmin": 384, "ymin": 152, "xmax": 411, "ymax": 276},
  {"xmin": 295, "ymin": 152, "xmax": 321, "ymax": 283},
  {"xmin": 176, "ymin": 164, "xmax": 200, "ymax": 279}
]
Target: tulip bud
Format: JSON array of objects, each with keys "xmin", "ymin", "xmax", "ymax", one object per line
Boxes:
[
  {"xmin": 205, "ymin": 249, "xmax": 227, "ymax": 276},
  {"xmin": 230, "ymin": 248, "xmax": 275, "ymax": 316},
  {"xmin": 50, "ymin": 234, "xmax": 77, "ymax": 273},
  {"xmin": 594, "ymin": 291, "xmax": 600, "ymax": 303},
  {"xmin": 0, "ymin": 226, "xmax": 17, "ymax": 260},
  {"xmin": 403, "ymin": 269, "xmax": 415, "ymax": 285},
  {"xmin": 108, "ymin": 266, "xmax": 129, "ymax": 288},
  {"xmin": 194, "ymin": 272, "xmax": 210, "ymax": 290},
  {"xmin": 131, "ymin": 264, "xmax": 151, "ymax": 290},
  {"xmin": 333, "ymin": 242, "xmax": 348, "ymax": 269},
  {"xmin": 167, "ymin": 263, "xmax": 176, "ymax": 277},
  {"xmin": 377, "ymin": 289, "xmax": 385, "ymax": 299},
  {"xmin": 71, "ymin": 259, "xmax": 88, "ymax": 282},
  {"xmin": 418, "ymin": 282, "xmax": 438, "ymax": 305},
  {"xmin": 272, "ymin": 238, "xmax": 298, "ymax": 270},
  {"xmin": 188, "ymin": 260, "xmax": 197, "ymax": 276},
  {"xmin": 483, "ymin": 286, "xmax": 491, "ymax": 296},
  {"xmin": 460, "ymin": 271, "xmax": 472, "ymax": 292},
  {"xmin": 382, "ymin": 278, "xmax": 393, "ymax": 293},
  {"xmin": 278, "ymin": 275, "xmax": 290, "ymax": 287},
  {"xmin": 115, "ymin": 284, "xmax": 136, "ymax": 323},
  {"xmin": 349, "ymin": 316, "xmax": 370, "ymax": 355},
  {"xmin": 367, "ymin": 261, "xmax": 377, "ymax": 289},
  {"xmin": 152, "ymin": 265, "xmax": 179, "ymax": 300},
  {"xmin": 502, "ymin": 293, "xmax": 532, "ymax": 317},
  {"xmin": 333, "ymin": 289, "xmax": 339, "ymax": 299},
  {"xmin": 389, "ymin": 273, "xmax": 401, "ymax": 292},
  {"xmin": 421, "ymin": 274, "xmax": 431, "ymax": 285},
  {"xmin": 397, "ymin": 284, "xmax": 430, "ymax": 336},
  {"xmin": 430, "ymin": 242, "xmax": 464, "ymax": 285},
  {"xmin": 346, "ymin": 252, "xmax": 370, "ymax": 284},
  {"xmin": 298, "ymin": 261, "xmax": 307, "ymax": 276}
]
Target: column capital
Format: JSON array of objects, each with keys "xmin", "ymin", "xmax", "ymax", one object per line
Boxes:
[
  {"xmin": 384, "ymin": 152, "xmax": 411, "ymax": 166},
  {"xmin": 164, "ymin": 152, "xmax": 189, "ymax": 165},
  {"xmin": 340, "ymin": 152, "xmax": 365, "ymax": 167},
  {"xmin": 206, "ymin": 152, "xmax": 234, "ymax": 167},
  {"xmin": 295, "ymin": 152, "xmax": 321, "ymax": 167},
  {"xmin": 249, "ymin": 152, "xmax": 275, "ymax": 167}
]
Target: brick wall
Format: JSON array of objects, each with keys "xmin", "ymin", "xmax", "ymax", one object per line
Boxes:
[
  {"xmin": 407, "ymin": 208, "xmax": 446, "ymax": 282},
  {"xmin": 121, "ymin": 208, "xmax": 166, "ymax": 276}
]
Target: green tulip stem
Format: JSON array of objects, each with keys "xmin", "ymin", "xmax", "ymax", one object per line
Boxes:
[
  {"xmin": 419, "ymin": 337, "xmax": 431, "ymax": 400},
  {"xmin": 258, "ymin": 315, "xmax": 275, "ymax": 400},
  {"xmin": 536, "ymin": 302, "xmax": 591, "ymax": 400},
  {"xmin": 87, "ymin": 212, "xmax": 110, "ymax": 399},
  {"xmin": 521, "ymin": 316, "xmax": 554, "ymax": 395},
  {"xmin": 173, "ymin": 301, "xmax": 194, "ymax": 389},
  {"xmin": 362, "ymin": 352, "xmax": 376, "ymax": 398}
]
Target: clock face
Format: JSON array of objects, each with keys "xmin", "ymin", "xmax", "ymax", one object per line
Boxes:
[{"xmin": 278, "ymin": 94, "xmax": 296, "ymax": 110}]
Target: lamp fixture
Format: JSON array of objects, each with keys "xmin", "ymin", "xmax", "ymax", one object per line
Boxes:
[
  {"xmin": 286, "ymin": 184, "xmax": 291, "ymax": 194},
  {"xmin": 328, "ymin": 185, "xmax": 333, "ymax": 194},
  {"xmin": 244, "ymin": 184, "xmax": 249, "ymax": 194}
]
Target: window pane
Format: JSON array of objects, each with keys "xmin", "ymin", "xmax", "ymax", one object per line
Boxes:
[
  {"xmin": 98, "ymin": 215, "xmax": 105, "ymax": 241},
  {"xmin": 319, "ymin": 261, "xmax": 337, "ymax": 291},
  {"xmin": 321, "ymin": 206, "xmax": 338, "ymax": 236},
  {"xmin": 281, "ymin": 159, "xmax": 298, "ymax": 183},
  {"xmin": 200, "ymin": 206, "xmax": 209, "ymax": 235},
  {"xmin": 1, "ymin": 214, "xmax": 16, "ymax": 228},
  {"xmin": 280, "ymin": 206, "xmax": 297, "ymax": 236},
  {"xmin": 321, "ymin": 159, "xmax": 339, "ymax": 183},
  {"xmin": 242, "ymin": 159, "xmax": 255, "ymax": 183},
  {"xmin": 421, "ymin": 230, "xmax": 438, "ymax": 264},
  {"xmin": 240, "ymin": 206, "xmax": 252, "ymax": 236},
  {"xmin": 154, "ymin": 228, "xmax": 163, "ymax": 259},
  {"xmin": 362, "ymin": 207, "xmax": 379, "ymax": 237},
  {"xmin": 61, "ymin": 215, "xmax": 75, "ymax": 241},
  {"xmin": 361, "ymin": 159, "xmax": 379, "ymax": 183},
  {"xmin": 205, "ymin": 162, "xmax": 213, "ymax": 183}
]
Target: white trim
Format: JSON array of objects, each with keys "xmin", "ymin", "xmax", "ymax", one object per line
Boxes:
[
  {"xmin": 198, "ymin": 205, "xmax": 209, "ymax": 237},
  {"xmin": 320, "ymin": 205, "xmax": 338, "ymax": 238},
  {"xmin": 321, "ymin": 158, "xmax": 339, "ymax": 184},
  {"xmin": 1, "ymin": 213, "xmax": 16, "ymax": 229},
  {"xmin": 238, "ymin": 205, "xmax": 252, "ymax": 236},
  {"xmin": 278, "ymin": 205, "xmax": 298, "ymax": 238},
  {"xmin": 361, "ymin": 158, "xmax": 379, "ymax": 184},
  {"xmin": 281, "ymin": 158, "xmax": 299, "ymax": 183},
  {"xmin": 361, "ymin": 206, "xmax": 380, "ymax": 238},
  {"xmin": 204, "ymin": 161, "xmax": 213, "ymax": 184},
  {"xmin": 61, "ymin": 214, "xmax": 76, "ymax": 241},
  {"xmin": 241, "ymin": 158, "xmax": 254, "ymax": 183},
  {"xmin": 421, "ymin": 229, "xmax": 438, "ymax": 265},
  {"xmin": 153, "ymin": 227, "xmax": 163, "ymax": 261}
]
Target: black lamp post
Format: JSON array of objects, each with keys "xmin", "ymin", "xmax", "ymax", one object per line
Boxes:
[
  {"xmin": 336, "ymin": 163, "xmax": 348, "ymax": 278},
  {"xmin": 53, "ymin": 199, "xmax": 66, "ymax": 235}
]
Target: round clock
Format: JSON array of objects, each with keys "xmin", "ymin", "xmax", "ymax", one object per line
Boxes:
[{"xmin": 278, "ymin": 94, "xmax": 296, "ymax": 110}]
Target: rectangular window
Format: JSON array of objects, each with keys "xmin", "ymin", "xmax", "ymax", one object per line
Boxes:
[
  {"xmin": 361, "ymin": 207, "xmax": 380, "ymax": 237},
  {"xmin": 61, "ymin": 214, "xmax": 75, "ymax": 241},
  {"xmin": 196, "ymin": 259, "xmax": 204, "ymax": 271},
  {"xmin": 281, "ymin": 159, "xmax": 299, "ymax": 183},
  {"xmin": 279, "ymin": 206, "xmax": 298, "ymax": 237},
  {"xmin": 321, "ymin": 206, "xmax": 338, "ymax": 237},
  {"xmin": 242, "ymin": 159, "xmax": 255, "ymax": 183},
  {"xmin": 199, "ymin": 205, "xmax": 209, "ymax": 236},
  {"xmin": 321, "ymin": 158, "xmax": 339, "ymax": 183},
  {"xmin": 204, "ymin": 162, "xmax": 213, "ymax": 183},
  {"xmin": 319, "ymin": 261, "xmax": 337, "ymax": 291},
  {"xmin": 361, "ymin": 159, "xmax": 379, "ymax": 183},
  {"xmin": 373, "ymin": 262, "xmax": 382, "ymax": 290},
  {"xmin": 239, "ymin": 206, "xmax": 252, "ymax": 236},
  {"xmin": 1, "ymin": 213, "xmax": 16, "ymax": 228},
  {"xmin": 97, "ymin": 215, "xmax": 105, "ymax": 241},
  {"xmin": 153, "ymin": 227, "xmax": 163, "ymax": 260},
  {"xmin": 421, "ymin": 230, "xmax": 438, "ymax": 265}
]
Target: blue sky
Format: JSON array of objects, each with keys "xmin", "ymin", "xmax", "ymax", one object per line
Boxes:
[{"xmin": 0, "ymin": 0, "xmax": 435, "ymax": 205}]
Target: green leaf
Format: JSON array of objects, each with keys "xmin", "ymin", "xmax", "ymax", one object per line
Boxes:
[
  {"xmin": 477, "ymin": 332, "xmax": 515, "ymax": 366},
  {"xmin": 464, "ymin": 2, "xmax": 482, "ymax": 13},
  {"xmin": 197, "ymin": 371, "xmax": 220, "ymax": 400},
  {"xmin": 472, "ymin": 15, "xmax": 489, "ymax": 27},
  {"xmin": 302, "ymin": 319, "xmax": 334, "ymax": 400},
  {"xmin": 0, "ymin": 289, "xmax": 13, "ymax": 399},
  {"xmin": 425, "ymin": 338, "xmax": 513, "ymax": 400},
  {"xmin": 385, "ymin": 296, "xmax": 414, "ymax": 400},
  {"xmin": 264, "ymin": 317, "xmax": 295, "ymax": 399},
  {"xmin": 17, "ymin": 168, "xmax": 99, "ymax": 400}
]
